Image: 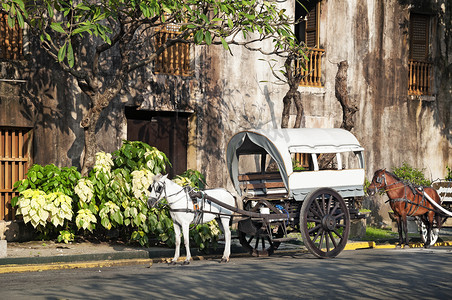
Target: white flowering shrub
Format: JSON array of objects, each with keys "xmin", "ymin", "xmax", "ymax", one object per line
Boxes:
[
  {"xmin": 15, "ymin": 189, "xmax": 73, "ymax": 229},
  {"xmin": 131, "ymin": 169, "xmax": 154, "ymax": 201},
  {"xmin": 46, "ymin": 192, "xmax": 73, "ymax": 227},
  {"xmin": 16, "ymin": 189, "xmax": 48, "ymax": 228},
  {"xmin": 93, "ymin": 151, "xmax": 114, "ymax": 179},
  {"xmin": 76, "ymin": 209, "xmax": 97, "ymax": 231},
  {"xmin": 13, "ymin": 164, "xmax": 81, "ymax": 242},
  {"xmin": 13, "ymin": 141, "xmax": 215, "ymax": 250},
  {"xmin": 99, "ymin": 201, "xmax": 122, "ymax": 230},
  {"xmin": 74, "ymin": 178, "xmax": 94, "ymax": 204}
]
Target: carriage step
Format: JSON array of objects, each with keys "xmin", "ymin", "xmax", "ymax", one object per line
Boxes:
[{"xmin": 271, "ymin": 237, "xmax": 297, "ymax": 242}]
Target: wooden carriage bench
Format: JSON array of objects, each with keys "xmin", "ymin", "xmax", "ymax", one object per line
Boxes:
[{"xmin": 237, "ymin": 172, "xmax": 287, "ymax": 199}]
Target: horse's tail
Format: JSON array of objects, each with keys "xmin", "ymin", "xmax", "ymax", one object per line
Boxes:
[
  {"xmin": 427, "ymin": 187, "xmax": 443, "ymax": 230},
  {"xmin": 435, "ymin": 210, "xmax": 443, "ymax": 230}
]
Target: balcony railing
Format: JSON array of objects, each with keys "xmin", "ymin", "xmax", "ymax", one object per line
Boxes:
[
  {"xmin": 0, "ymin": 12, "xmax": 23, "ymax": 60},
  {"xmin": 296, "ymin": 48, "xmax": 325, "ymax": 87},
  {"xmin": 408, "ymin": 59, "xmax": 432, "ymax": 96},
  {"xmin": 154, "ymin": 27, "xmax": 191, "ymax": 76}
]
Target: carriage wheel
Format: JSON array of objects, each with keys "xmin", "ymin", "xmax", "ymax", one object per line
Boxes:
[
  {"xmin": 300, "ymin": 188, "xmax": 350, "ymax": 258},
  {"xmin": 238, "ymin": 224, "xmax": 283, "ymax": 257},
  {"xmin": 420, "ymin": 222, "xmax": 439, "ymax": 246}
]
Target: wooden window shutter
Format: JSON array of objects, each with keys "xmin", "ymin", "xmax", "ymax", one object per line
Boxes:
[
  {"xmin": 305, "ymin": 4, "xmax": 319, "ymax": 48},
  {"xmin": 410, "ymin": 13, "xmax": 429, "ymax": 61}
]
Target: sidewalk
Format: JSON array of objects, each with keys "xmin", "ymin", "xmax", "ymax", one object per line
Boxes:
[
  {"xmin": 0, "ymin": 238, "xmax": 253, "ymax": 274},
  {"xmin": 1, "ymin": 234, "xmax": 452, "ymax": 274}
]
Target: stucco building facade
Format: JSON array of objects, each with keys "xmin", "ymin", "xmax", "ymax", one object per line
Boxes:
[{"xmin": 1, "ymin": 0, "xmax": 451, "ymax": 229}]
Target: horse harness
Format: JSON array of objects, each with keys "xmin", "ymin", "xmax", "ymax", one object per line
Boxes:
[
  {"xmin": 377, "ymin": 173, "xmax": 436, "ymax": 216},
  {"xmin": 151, "ymin": 181, "xmax": 228, "ymax": 226}
]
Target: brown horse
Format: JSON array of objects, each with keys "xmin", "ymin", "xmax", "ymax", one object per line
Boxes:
[{"xmin": 368, "ymin": 169, "xmax": 442, "ymax": 248}]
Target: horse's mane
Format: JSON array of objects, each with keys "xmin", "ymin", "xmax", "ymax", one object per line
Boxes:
[
  {"xmin": 377, "ymin": 169, "xmax": 403, "ymax": 182},
  {"xmin": 379, "ymin": 168, "xmax": 430, "ymax": 188}
]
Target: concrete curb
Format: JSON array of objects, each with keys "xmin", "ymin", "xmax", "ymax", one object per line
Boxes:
[{"xmin": 344, "ymin": 240, "xmax": 452, "ymax": 250}]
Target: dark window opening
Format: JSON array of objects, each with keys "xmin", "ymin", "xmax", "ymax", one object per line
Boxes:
[
  {"xmin": 294, "ymin": 1, "xmax": 324, "ymax": 87},
  {"xmin": 125, "ymin": 107, "xmax": 190, "ymax": 178},
  {"xmin": 295, "ymin": 1, "xmax": 319, "ymax": 47}
]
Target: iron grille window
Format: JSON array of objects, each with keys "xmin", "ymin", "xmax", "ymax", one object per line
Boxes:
[{"xmin": 0, "ymin": 127, "xmax": 31, "ymax": 221}]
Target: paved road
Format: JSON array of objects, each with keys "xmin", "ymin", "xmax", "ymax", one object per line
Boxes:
[{"xmin": 1, "ymin": 247, "xmax": 452, "ymax": 299}]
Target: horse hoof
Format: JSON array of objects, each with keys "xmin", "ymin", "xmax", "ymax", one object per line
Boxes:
[
  {"xmin": 183, "ymin": 260, "xmax": 190, "ymax": 265},
  {"xmin": 220, "ymin": 258, "xmax": 230, "ymax": 263},
  {"xmin": 168, "ymin": 261, "xmax": 177, "ymax": 265}
]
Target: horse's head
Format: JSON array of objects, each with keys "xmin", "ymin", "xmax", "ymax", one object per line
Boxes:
[
  {"xmin": 367, "ymin": 169, "xmax": 388, "ymax": 196},
  {"xmin": 147, "ymin": 174, "xmax": 168, "ymax": 208}
]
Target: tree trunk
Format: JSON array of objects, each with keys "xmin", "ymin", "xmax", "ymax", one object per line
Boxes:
[
  {"xmin": 79, "ymin": 88, "xmax": 120, "ymax": 176},
  {"xmin": 335, "ymin": 60, "xmax": 358, "ymax": 131},
  {"xmin": 281, "ymin": 88, "xmax": 303, "ymax": 129},
  {"xmin": 293, "ymin": 90, "xmax": 303, "ymax": 128},
  {"xmin": 80, "ymin": 111, "xmax": 100, "ymax": 177},
  {"xmin": 281, "ymin": 93, "xmax": 292, "ymax": 129},
  {"xmin": 318, "ymin": 60, "xmax": 358, "ymax": 169}
]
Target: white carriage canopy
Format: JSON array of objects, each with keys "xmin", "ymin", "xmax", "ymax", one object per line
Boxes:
[{"xmin": 226, "ymin": 128, "xmax": 365, "ymax": 199}]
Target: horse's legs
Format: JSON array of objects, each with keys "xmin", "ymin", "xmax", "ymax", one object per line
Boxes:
[
  {"xmin": 219, "ymin": 216, "xmax": 231, "ymax": 263},
  {"xmin": 401, "ymin": 214, "xmax": 409, "ymax": 246},
  {"xmin": 394, "ymin": 215, "xmax": 403, "ymax": 246},
  {"xmin": 182, "ymin": 222, "xmax": 191, "ymax": 264},
  {"xmin": 424, "ymin": 213, "xmax": 434, "ymax": 248},
  {"xmin": 172, "ymin": 222, "xmax": 181, "ymax": 264}
]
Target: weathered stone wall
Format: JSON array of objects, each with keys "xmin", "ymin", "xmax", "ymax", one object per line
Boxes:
[
  {"xmin": 300, "ymin": 0, "xmax": 451, "ymax": 225},
  {"xmin": 2, "ymin": 0, "xmax": 451, "ymax": 227},
  {"xmin": 186, "ymin": 0, "xmax": 452, "ymax": 225},
  {"xmin": 190, "ymin": 42, "xmax": 289, "ymax": 191}
]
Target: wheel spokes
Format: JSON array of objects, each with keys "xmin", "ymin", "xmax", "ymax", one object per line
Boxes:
[
  {"xmin": 328, "ymin": 231, "xmax": 339, "ymax": 248},
  {"xmin": 327, "ymin": 195, "xmax": 333, "ymax": 214}
]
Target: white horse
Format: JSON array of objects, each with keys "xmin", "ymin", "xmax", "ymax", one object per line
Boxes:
[{"xmin": 147, "ymin": 174, "xmax": 236, "ymax": 264}]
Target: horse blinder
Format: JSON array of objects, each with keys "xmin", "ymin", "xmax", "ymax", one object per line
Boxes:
[
  {"xmin": 147, "ymin": 182, "xmax": 165, "ymax": 208},
  {"xmin": 368, "ymin": 173, "xmax": 385, "ymax": 196}
]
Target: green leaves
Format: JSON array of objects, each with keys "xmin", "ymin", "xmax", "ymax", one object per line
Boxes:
[
  {"xmin": 11, "ymin": 140, "xmax": 218, "ymax": 249},
  {"xmin": 113, "ymin": 140, "xmax": 170, "ymax": 174},
  {"xmin": 50, "ymin": 22, "xmax": 66, "ymax": 34},
  {"xmin": 12, "ymin": 164, "xmax": 81, "ymax": 199},
  {"xmin": 393, "ymin": 163, "xmax": 432, "ymax": 186}
]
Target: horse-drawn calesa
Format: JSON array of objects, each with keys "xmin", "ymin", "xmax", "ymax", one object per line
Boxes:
[
  {"xmin": 227, "ymin": 128, "xmax": 366, "ymax": 258},
  {"xmin": 148, "ymin": 128, "xmax": 367, "ymax": 262},
  {"xmin": 368, "ymin": 169, "xmax": 452, "ymax": 247}
]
